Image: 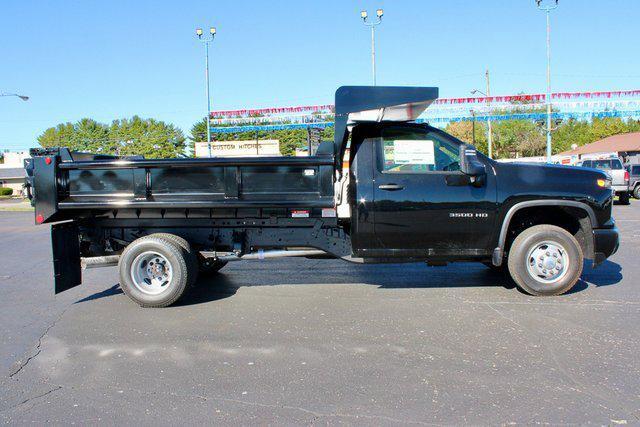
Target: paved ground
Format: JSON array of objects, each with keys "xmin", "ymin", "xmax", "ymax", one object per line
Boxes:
[{"xmin": 0, "ymin": 206, "xmax": 638, "ymax": 425}]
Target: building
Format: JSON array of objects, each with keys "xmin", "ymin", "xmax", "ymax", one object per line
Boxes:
[
  {"xmin": 1, "ymin": 150, "xmax": 30, "ymax": 167},
  {"xmin": 0, "ymin": 150, "xmax": 29, "ymax": 195},
  {"xmin": 194, "ymin": 140, "xmax": 281, "ymax": 158},
  {"xmin": 560, "ymin": 132, "xmax": 640, "ymax": 164},
  {"xmin": 0, "ymin": 168, "xmax": 26, "ymax": 195}
]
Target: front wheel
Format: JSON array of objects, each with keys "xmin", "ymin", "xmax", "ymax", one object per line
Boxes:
[
  {"xmin": 634, "ymin": 186, "xmax": 640, "ymax": 200},
  {"xmin": 507, "ymin": 225, "xmax": 583, "ymax": 296}
]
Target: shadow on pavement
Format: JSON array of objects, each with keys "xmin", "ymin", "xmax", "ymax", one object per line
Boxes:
[
  {"xmin": 568, "ymin": 259, "xmax": 624, "ymax": 294},
  {"xmin": 75, "ymin": 284, "xmax": 123, "ymax": 303},
  {"xmin": 75, "ymin": 259, "xmax": 623, "ymax": 307}
]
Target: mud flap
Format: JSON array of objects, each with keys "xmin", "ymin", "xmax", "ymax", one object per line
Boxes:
[{"xmin": 52, "ymin": 222, "xmax": 82, "ymax": 294}]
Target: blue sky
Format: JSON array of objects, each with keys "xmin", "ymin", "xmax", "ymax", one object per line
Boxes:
[{"xmin": 1, "ymin": 0, "xmax": 639, "ymax": 151}]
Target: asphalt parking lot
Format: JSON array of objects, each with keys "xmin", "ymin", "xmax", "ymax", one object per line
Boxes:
[{"xmin": 0, "ymin": 206, "xmax": 638, "ymax": 424}]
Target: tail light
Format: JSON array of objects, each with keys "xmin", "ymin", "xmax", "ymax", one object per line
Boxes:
[{"xmin": 625, "ymin": 170, "xmax": 630, "ymax": 183}]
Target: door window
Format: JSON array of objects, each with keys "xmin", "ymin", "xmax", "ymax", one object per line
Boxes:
[
  {"xmin": 381, "ymin": 128, "xmax": 460, "ymax": 173},
  {"xmin": 632, "ymin": 166, "xmax": 640, "ymax": 175}
]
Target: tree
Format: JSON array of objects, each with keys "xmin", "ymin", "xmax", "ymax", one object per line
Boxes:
[
  {"xmin": 39, "ymin": 122, "xmax": 81, "ymax": 148},
  {"xmin": 445, "ymin": 121, "xmax": 488, "ymax": 155},
  {"xmin": 551, "ymin": 119, "xmax": 592, "ymax": 153},
  {"xmin": 37, "ymin": 117, "xmax": 186, "ymax": 158},
  {"xmin": 493, "ymin": 120, "xmax": 545, "ymax": 158},
  {"xmin": 190, "ymin": 117, "xmax": 208, "ymax": 142}
]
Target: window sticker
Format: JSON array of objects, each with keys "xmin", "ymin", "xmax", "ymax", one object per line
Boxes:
[{"xmin": 392, "ymin": 140, "xmax": 435, "ymax": 165}]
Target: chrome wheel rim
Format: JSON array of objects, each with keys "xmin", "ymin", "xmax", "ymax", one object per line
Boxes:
[
  {"xmin": 526, "ymin": 241, "xmax": 569, "ymax": 284},
  {"xmin": 130, "ymin": 251, "xmax": 173, "ymax": 295}
]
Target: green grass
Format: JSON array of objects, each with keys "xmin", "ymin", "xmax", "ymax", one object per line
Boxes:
[{"xmin": 0, "ymin": 201, "xmax": 33, "ymax": 212}]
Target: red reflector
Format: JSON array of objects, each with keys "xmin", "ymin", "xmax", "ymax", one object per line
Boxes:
[
  {"xmin": 45, "ymin": 157, "xmax": 52, "ymax": 165},
  {"xmin": 36, "ymin": 214, "xmax": 45, "ymax": 224}
]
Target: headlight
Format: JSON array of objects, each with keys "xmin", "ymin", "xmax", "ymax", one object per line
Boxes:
[{"xmin": 597, "ymin": 178, "xmax": 611, "ymax": 188}]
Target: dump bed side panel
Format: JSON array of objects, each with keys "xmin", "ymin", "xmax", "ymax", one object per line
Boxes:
[{"xmin": 30, "ymin": 149, "xmax": 335, "ymax": 221}]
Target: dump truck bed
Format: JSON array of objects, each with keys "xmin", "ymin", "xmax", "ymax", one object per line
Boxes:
[{"xmin": 26, "ymin": 145, "xmax": 336, "ymax": 223}]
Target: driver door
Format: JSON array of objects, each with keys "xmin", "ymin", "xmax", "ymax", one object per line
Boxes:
[{"xmin": 371, "ymin": 125, "xmax": 497, "ymax": 258}]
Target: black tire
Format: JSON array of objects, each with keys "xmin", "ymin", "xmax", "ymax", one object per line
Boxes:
[
  {"xmin": 119, "ymin": 236, "xmax": 190, "ymax": 307},
  {"xmin": 634, "ymin": 185, "xmax": 640, "ymax": 200},
  {"xmin": 507, "ymin": 224, "xmax": 583, "ymax": 296},
  {"xmin": 147, "ymin": 233, "xmax": 199, "ymax": 286},
  {"xmin": 619, "ymin": 192, "xmax": 631, "ymax": 205},
  {"xmin": 198, "ymin": 254, "xmax": 228, "ymax": 275}
]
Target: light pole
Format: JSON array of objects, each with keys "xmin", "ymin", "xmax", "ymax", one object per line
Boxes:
[
  {"xmin": 196, "ymin": 27, "xmax": 216, "ymax": 157},
  {"xmin": 360, "ymin": 9, "xmax": 383, "ymax": 86},
  {"xmin": 1, "ymin": 93, "xmax": 29, "ymax": 101},
  {"xmin": 471, "ymin": 70, "xmax": 493, "ymax": 158},
  {"xmin": 536, "ymin": 0, "xmax": 558, "ymax": 163}
]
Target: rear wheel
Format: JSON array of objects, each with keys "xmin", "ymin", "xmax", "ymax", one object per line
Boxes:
[
  {"xmin": 119, "ymin": 236, "xmax": 190, "ymax": 307},
  {"xmin": 507, "ymin": 225, "xmax": 583, "ymax": 296},
  {"xmin": 634, "ymin": 185, "xmax": 640, "ymax": 200},
  {"xmin": 619, "ymin": 192, "xmax": 631, "ymax": 205},
  {"xmin": 147, "ymin": 233, "xmax": 199, "ymax": 286}
]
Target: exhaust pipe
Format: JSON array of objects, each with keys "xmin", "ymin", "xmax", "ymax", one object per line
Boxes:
[
  {"xmin": 81, "ymin": 255, "xmax": 120, "ymax": 269},
  {"xmin": 201, "ymin": 249, "xmax": 326, "ymax": 262}
]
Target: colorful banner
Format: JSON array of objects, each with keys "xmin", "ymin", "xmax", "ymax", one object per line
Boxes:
[
  {"xmin": 210, "ymin": 89, "xmax": 640, "ymax": 118},
  {"xmin": 210, "ymin": 110, "xmax": 640, "ymax": 134},
  {"xmin": 210, "ymin": 122, "xmax": 333, "ymax": 133},
  {"xmin": 432, "ymin": 89, "xmax": 640, "ymax": 105},
  {"xmin": 420, "ymin": 110, "xmax": 640, "ymax": 124},
  {"xmin": 211, "ymin": 104, "xmax": 334, "ymax": 118}
]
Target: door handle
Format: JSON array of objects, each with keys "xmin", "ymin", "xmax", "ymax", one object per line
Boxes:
[{"xmin": 378, "ymin": 184, "xmax": 404, "ymax": 191}]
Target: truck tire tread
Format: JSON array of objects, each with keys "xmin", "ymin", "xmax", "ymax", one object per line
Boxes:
[
  {"xmin": 119, "ymin": 236, "xmax": 190, "ymax": 307},
  {"xmin": 507, "ymin": 224, "xmax": 583, "ymax": 296}
]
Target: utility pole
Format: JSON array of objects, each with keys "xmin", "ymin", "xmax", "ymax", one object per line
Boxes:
[
  {"xmin": 196, "ymin": 27, "xmax": 216, "ymax": 157},
  {"xmin": 360, "ymin": 9, "xmax": 384, "ymax": 86},
  {"xmin": 470, "ymin": 110, "xmax": 476, "ymax": 145},
  {"xmin": 536, "ymin": 0, "xmax": 558, "ymax": 163},
  {"xmin": 470, "ymin": 71, "xmax": 493, "ymax": 158},
  {"xmin": 485, "ymin": 70, "xmax": 493, "ymax": 159}
]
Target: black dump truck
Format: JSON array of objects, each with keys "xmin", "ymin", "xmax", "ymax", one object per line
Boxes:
[{"xmin": 25, "ymin": 86, "xmax": 619, "ymax": 307}]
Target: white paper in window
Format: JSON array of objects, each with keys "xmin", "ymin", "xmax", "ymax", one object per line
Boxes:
[{"xmin": 393, "ymin": 140, "xmax": 435, "ymax": 165}]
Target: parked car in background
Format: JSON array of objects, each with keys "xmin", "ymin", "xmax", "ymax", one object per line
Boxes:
[
  {"xmin": 581, "ymin": 158, "xmax": 630, "ymax": 204},
  {"xmin": 626, "ymin": 164, "xmax": 640, "ymax": 199}
]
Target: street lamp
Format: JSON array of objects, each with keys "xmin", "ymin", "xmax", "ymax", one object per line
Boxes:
[
  {"xmin": 471, "ymin": 71, "xmax": 493, "ymax": 158},
  {"xmin": 196, "ymin": 26, "xmax": 217, "ymax": 157},
  {"xmin": 536, "ymin": 0, "xmax": 559, "ymax": 163},
  {"xmin": 360, "ymin": 8, "xmax": 384, "ymax": 86},
  {"xmin": 1, "ymin": 93, "xmax": 29, "ymax": 101}
]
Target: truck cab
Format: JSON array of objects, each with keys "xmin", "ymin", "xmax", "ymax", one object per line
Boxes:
[{"xmin": 26, "ymin": 86, "xmax": 620, "ymax": 307}]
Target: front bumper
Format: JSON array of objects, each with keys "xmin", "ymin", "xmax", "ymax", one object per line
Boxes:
[{"xmin": 593, "ymin": 226, "xmax": 619, "ymax": 267}]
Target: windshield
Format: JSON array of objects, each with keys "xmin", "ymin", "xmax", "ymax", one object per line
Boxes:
[{"xmin": 591, "ymin": 160, "xmax": 622, "ymax": 170}]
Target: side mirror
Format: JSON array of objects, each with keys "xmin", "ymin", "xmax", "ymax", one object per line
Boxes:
[{"xmin": 459, "ymin": 144, "xmax": 486, "ymax": 187}]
